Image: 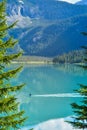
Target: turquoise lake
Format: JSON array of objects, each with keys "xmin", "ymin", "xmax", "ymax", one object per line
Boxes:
[{"xmin": 14, "ymin": 64, "xmax": 86, "ymax": 130}]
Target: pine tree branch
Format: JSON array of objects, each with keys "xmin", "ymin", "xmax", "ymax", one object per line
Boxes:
[
  {"xmin": 0, "ymin": 84, "xmax": 25, "ymax": 95},
  {"xmin": 0, "ymin": 1, "xmax": 27, "ymax": 128},
  {"xmin": 0, "ymin": 52, "xmax": 22, "ymax": 64},
  {"xmin": 0, "ymin": 21, "xmax": 18, "ymax": 32},
  {"xmin": 0, "ymin": 96, "xmax": 19, "ymax": 113},
  {"xmin": 75, "ymin": 84, "xmax": 87, "ymax": 96},
  {"xmin": 0, "ymin": 1, "xmax": 6, "ymax": 19},
  {"xmin": 0, "ymin": 37, "xmax": 18, "ymax": 49},
  {"xmin": 67, "ymin": 120, "xmax": 87, "ymax": 129},
  {"xmin": 0, "ymin": 66, "xmax": 23, "ymax": 80},
  {"xmin": 0, "ymin": 111, "xmax": 25, "ymax": 120},
  {"xmin": 0, "ymin": 111, "xmax": 27, "ymax": 129}
]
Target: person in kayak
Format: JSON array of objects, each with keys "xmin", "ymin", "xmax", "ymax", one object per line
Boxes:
[{"xmin": 29, "ymin": 93, "xmax": 32, "ymax": 97}]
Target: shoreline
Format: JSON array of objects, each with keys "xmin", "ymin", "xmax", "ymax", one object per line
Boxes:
[
  {"xmin": 11, "ymin": 61, "xmax": 53, "ymax": 64},
  {"xmin": 12, "ymin": 56, "xmax": 84, "ymax": 65},
  {"xmin": 11, "ymin": 61, "xmax": 84, "ymax": 65}
]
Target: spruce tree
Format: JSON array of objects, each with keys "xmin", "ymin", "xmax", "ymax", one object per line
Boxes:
[
  {"xmin": 0, "ymin": 0, "xmax": 26, "ymax": 129},
  {"xmin": 67, "ymin": 46, "xmax": 87, "ymax": 129}
]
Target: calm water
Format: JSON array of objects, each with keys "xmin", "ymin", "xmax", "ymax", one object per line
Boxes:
[{"xmin": 14, "ymin": 64, "xmax": 86, "ymax": 130}]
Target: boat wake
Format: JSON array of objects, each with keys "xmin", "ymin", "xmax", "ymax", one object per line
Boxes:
[{"xmin": 33, "ymin": 93, "xmax": 82, "ymax": 98}]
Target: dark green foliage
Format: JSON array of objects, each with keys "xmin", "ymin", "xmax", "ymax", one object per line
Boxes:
[
  {"xmin": 53, "ymin": 50, "xmax": 84, "ymax": 63},
  {"xmin": 67, "ymin": 35, "xmax": 87, "ymax": 130},
  {"xmin": 0, "ymin": 0, "xmax": 26, "ymax": 129}
]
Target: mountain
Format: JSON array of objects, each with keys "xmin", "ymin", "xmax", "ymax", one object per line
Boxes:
[
  {"xmin": 7, "ymin": 0, "xmax": 87, "ymax": 20},
  {"xmin": 6, "ymin": 0, "xmax": 87, "ymax": 57}
]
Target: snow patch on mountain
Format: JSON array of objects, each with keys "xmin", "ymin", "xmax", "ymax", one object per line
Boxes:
[
  {"xmin": 56, "ymin": 0, "xmax": 81, "ymax": 4},
  {"xmin": 18, "ymin": 0, "xmax": 24, "ymax": 4}
]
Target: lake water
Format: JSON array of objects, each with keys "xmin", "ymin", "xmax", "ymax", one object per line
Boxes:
[{"xmin": 15, "ymin": 64, "xmax": 86, "ymax": 130}]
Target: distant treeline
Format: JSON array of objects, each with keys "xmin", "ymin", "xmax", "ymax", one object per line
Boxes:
[
  {"xmin": 13, "ymin": 50, "xmax": 84, "ymax": 64},
  {"xmin": 53, "ymin": 50, "xmax": 84, "ymax": 63}
]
